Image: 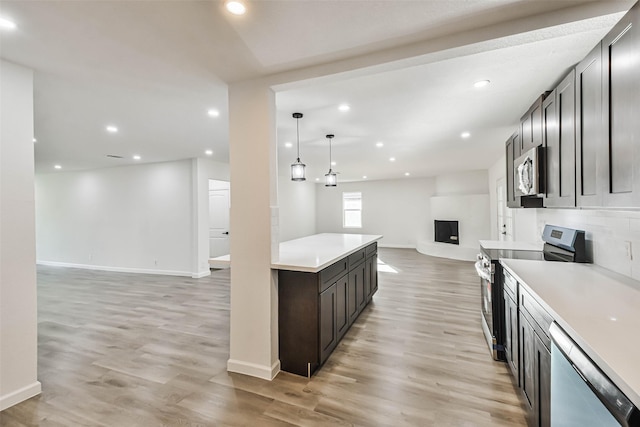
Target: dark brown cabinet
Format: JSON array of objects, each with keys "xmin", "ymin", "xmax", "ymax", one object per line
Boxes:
[
  {"xmin": 520, "ymin": 312, "xmax": 536, "ymax": 423},
  {"xmin": 575, "ymin": 43, "xmax": 603, "ymax": 207},
  {"xmin": 520, "ymin": 95, "xmax": 546, "ymax": 153},
  {"xmin": 534, "ymin": 333, "xmax": 551, "ymax": 427},
  {"xmin": 519, "ymin": 286, "xmax": 552, "ymax": 427},
  {"xmin": 365, "ymin": 248, "xmax": 377, "ymax": 302},
  {"xmin": 601, "ymin": 6, "xmax": 640, "ymax": 207},
  {"xmin": 336, "ymin": 275, "xmax": 349, "ymax": 340},
  {"xmin": 504, "ymin": 287, "xmax": 519, "ymax": 384},
  {"xmin": 506, "ymin": 132, "xmax": 519, "ymax": 208},
  {"xmin": 504, "ymin": 268, "xmax": 551, "ymax": 427},
  {"xmin": 544, "ymin": 70, "xmax": 576, "ymax": 208},
  {"xmin": 319, "ymin": 283, "xmax": 338, "ymax": 364},
  {"xmin": 278, "ymin": 242, "xmax": 378, "ymax": 377}
]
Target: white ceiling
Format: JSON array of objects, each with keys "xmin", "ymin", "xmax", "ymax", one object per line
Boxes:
[{"xmin": 0, "ymin": 0, "xmax": 635, "ymax": 180}]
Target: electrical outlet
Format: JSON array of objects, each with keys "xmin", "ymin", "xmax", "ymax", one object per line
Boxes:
[
  {"xmin": 625, "ymin": 241, "xmax": 633, "ymax": 261},
  {"xmin": 154, "ymin": 260, "xmax": 158, "ymax": 266}
]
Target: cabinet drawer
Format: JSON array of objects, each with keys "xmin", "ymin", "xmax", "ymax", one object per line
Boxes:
[
  {"xmin": 503, "ymin": 269, "xmax": 517, "ymax": 300},
  {"xmin": 520, "ymin": 287, "xmax": 553, "ymax": 340},
  {"xmin": 348, "ymin": 248, "xmax": 366, "ymax": 267},
  {"xmin": 365, "ymin": 242, "xmax": 377, "ymax": 257},
  {"xmin": 319, "ymin": 259, "xmax": 348, "ymax": 293}
]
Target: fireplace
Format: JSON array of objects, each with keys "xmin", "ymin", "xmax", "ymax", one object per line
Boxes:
[{"xmin": 434, "ymin": 220, "xmax": 459, "ymax": 245}]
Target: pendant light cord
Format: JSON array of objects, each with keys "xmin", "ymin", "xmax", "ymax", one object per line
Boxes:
[
  {"xmin": 296, "ymin": 117, "xmax": 301, "ymax": 161},
  {"xmin": 328, "ymin": 138, "xmax": 332, "ymax": 171}
]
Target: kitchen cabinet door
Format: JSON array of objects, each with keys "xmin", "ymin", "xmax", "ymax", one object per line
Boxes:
[
  {"xmin": 354, "ymin": 261, "xmax": 367, "ymax": 313},
  {"xmin": 336, "ymin": 275, "xmax": 349, "ymax": 340},
  {"xmin": 504, "ymin": 291, "xmax": 519, "ymax": 385},
  {"xmin": 544, "ymin": 71, "xmax": 576, "ymax": 208},
  {"xmin": 365, "ymin": 254, "xmax": 378, "ymax": 302},
  {"xmin": 506, "ymin": 132, "xmax": 520, "ymax": 208},
  {"xmin": 347, "ymin": 269, "xmax": 359, "ymax": 325},
  {"xmin": 520, "ymin": 313, "xmax": 536, "ymax": 426},
  {"xmin": 535, "ymin": 333, "xmax": 551, "ymax": 427},
  {"xmin": 575, "ymin": 44, "xmax": 603, "ymax": 207},
  {"xmin": 601, "ymin": 6, "xmax": 640, "ymax": 207},
  {"xmin": 319, "ymin": 283, "xmax": 337, "ymax": 364},
  {"xmin": 521, "ymin": 95, "xmax": 546, "ymax": 153}
]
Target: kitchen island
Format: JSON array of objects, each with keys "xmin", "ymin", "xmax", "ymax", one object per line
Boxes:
[{"xmin": 276, "ymin": 233, "xmax": 382, "ymax": 376}]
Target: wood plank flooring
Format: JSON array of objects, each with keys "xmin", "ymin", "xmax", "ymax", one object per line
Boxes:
[{"xmin": 0, "ymin": 248, "xmax": 526, "ymax": 426}]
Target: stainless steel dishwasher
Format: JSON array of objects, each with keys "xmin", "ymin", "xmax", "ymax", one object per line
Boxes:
[{"xmin": 550, "ymin": 323, "xmax": 640, "ymax": 427}]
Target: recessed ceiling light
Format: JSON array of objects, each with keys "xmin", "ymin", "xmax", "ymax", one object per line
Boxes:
[
  {"xmin": 205, "ymin": 150, "xmax": 213, "ymax": 156},
  {"xmin": 389, "ymin": 157, "xmax": 396, "ymax": 162},
  {"xmin": 315, "ymin": 178, "xmax": 320, "ymax": 182},
  {"xmin": 338, "ymin": 104, "xmax": 350, "ymax": 112},
  {"xmin": 474, "ymin": 80, "xmax": 490, "ymax": 88},
  {"xmin": 405, "ymin": 172, "xmax": 410, "ymax": 176},
  {"xmin": 0, "ymin": 17, "xmax": 17, "ymax": 30},
  {"xmin": 133, "ymin": 155, "xmax": 141, "ymax": 160},
  {"xmin": 331, "ymin": 161, "xmax": 337, "ymax": 166},
  {"xmin": 207, "ymin": 109, "xmax": 220, "ymax": 117},
  {"xmin": 363, "ymin": 176, "xmax": 367, "ymax": 179},
  {"xmin": 284, "ymin": 142, "xmax": 293, "ymax": 148},
  {"xmin": 33, "ymin": 138, "xmax": 37, "ymax": 143},
  {"xmin": 461, "ymin": 132, "xmax": 471, "ymax": 138},
  {"xmin": 376, "ymin": 142, "xmax": 384, "ymax": 148},
  {"xmin": 54, "ymin": 165, "xmax": 62, "ymax": 169},
  {"xmin": 106, "ymin": 125, "xmax": 118, "ymax": 133},
  {"xmin": 225, "ymin": 0, "xmax": 246, "ymax": 15}
]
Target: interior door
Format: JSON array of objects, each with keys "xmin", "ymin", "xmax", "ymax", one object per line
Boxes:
[
  {"xmin": 209, "ymin": 185, "xmax": 230, "ymax": 258},
  {"xmin": 497, "ymin": 177, "xmax": 513, "ymax": 241}
]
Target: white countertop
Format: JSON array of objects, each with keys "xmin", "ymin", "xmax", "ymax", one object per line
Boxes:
[
  {"xmin": 479, "ymin": 240, "xmax": 543, "ymax": 251},
  {"xmin": 208, "ymin": 233, "xmax": 383, "ymax": 273},
  {"xmin": 501, "ymin": 259, "xmax": 640, "ymax": 407},
  {"xmin": 272, "ymin": 233, "xmax": 382, "ymax": 272}
]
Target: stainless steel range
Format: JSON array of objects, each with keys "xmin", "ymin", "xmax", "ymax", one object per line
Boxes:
[{"xmin": 475, "ymin": 224, "xmax": 586, "ymax": 360}]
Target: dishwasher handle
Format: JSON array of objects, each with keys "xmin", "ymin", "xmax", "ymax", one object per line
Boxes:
[{"xmin": 550, "ymin": 323, "xmax": 640, "ymax": 427}]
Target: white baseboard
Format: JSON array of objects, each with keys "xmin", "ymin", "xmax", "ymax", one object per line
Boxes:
[
  {"xmin": 227, "ymin": 359, "xmax": 280, "ymax": 381},
  {"xmin": 0, "ymin": 381, "xmax": 41, "ymax": 411},
  {"xmin": 37, "ymin": 260, "xmax": 197, "ymax": 278},
  {"xmin": 191, "ymin": 270, "xmax": 211, "ymax": 279},
  {"xmin": 378, "ymin": 243, "xmax": 415, "ymax": 249}
]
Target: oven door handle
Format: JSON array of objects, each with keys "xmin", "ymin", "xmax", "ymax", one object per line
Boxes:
[{"xmin": 550, "ymin": 323, "xmax": 640, "ymax": 427}]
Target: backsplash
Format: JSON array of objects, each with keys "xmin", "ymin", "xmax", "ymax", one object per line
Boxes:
[{"xmin": 534, "ymin": 209, "xmax": 640, "ymax": 281}]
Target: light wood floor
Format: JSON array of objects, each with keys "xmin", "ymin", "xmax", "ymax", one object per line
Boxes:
[{"xmin": 1, "ymin": 248, "xmax": 526, "ymax": 426}]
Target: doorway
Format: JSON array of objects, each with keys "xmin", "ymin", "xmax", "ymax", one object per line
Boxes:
[
  {"xmin": 496, "ymin": 177, "xmax": 513, "ymax": 241},
  {"xmin": 209, "ymin": 180, "xmax": 230, "ymax": 258}
]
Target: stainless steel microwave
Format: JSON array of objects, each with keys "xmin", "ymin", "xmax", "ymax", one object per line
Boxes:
[{"xmin": 515, "ymin": 146, "xmax": 544, "ymax": 196}]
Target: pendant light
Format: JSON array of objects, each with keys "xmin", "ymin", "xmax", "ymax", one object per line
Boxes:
[
  {"xmin": 325, "ymin": 134, "xmax": 337, "ymax": 187},
  {"xmin": 290, "ymin": 112, "xmax": 306, "ymax": 181}
]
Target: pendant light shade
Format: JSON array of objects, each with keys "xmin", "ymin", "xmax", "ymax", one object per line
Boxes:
[
  {"xmin": 325, "ymin": 134, "xmax": 337, "ymax": 187},
  {"xmin": 291, "ymin": 112, "xmax": 306, "ymax": 181}
]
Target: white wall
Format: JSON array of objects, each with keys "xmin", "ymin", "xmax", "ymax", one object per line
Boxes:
[
  {"xmin": 0, "ymin": 60, "xmax": 41, "ymax": 410},
  {"xmin": 315, "ymin": 177, "xmax": 435, "ymax": 248},
  {"xmin": 435, "ymin": 170, "xmax": 489, "ymax": 195},
  {"xmin": 278, "ymin": 177, "xmax": 316, "ymax": 242},
  {"xmin": 36, "ymin": 159, "xmax": 201, "ymax": 276}
]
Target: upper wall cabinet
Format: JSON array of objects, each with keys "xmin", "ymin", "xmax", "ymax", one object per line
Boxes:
[
  {"xmin": 544, "ymin": 70, "xmax": 576, "ymax": 208},
  {"xmin": 575, "ymin": 44, "xmax": 603, "ymax": 208},
  {"xmin": 520, "ymin": 94, "xmax": 547, "ymax": 153},
  {"xmin": 601, "ymin": 5, "xmax": 640, "ymax": 208}
]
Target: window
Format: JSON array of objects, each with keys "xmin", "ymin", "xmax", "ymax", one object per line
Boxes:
[{"xmin": 343, "ymin": 192, "xmax": 362, "ymax": 228}]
